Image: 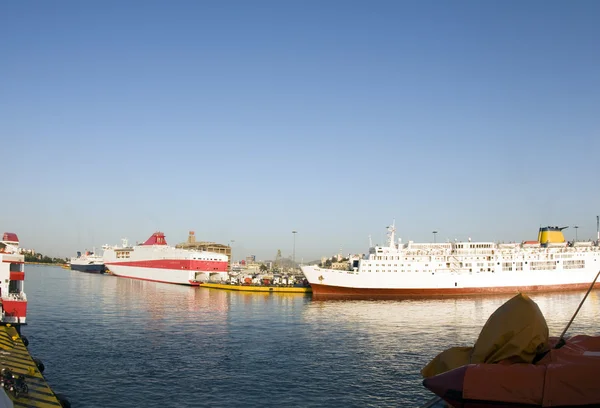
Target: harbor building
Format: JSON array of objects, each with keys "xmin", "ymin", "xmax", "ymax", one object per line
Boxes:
[{"xmin": 176, "ymin": 231, "xmax": 233, "ymax": 271}]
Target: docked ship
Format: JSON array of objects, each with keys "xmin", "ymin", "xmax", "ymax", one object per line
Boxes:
[
  {"xmin": 70, "ymin": 250, "xmax": 105, "ymax": 273},
  {"xmin": 301, "ymin": 220, "xmax": 600, "ymax": 298},
  {"xmin": 0, "ymin": 232, "xmax": 27, "ymax": 324},
  {"xmin": 102, "ymin": 232, "xmax": 229, "ymax": 286}
]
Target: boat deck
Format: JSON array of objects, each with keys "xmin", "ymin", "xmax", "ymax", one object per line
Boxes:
[
  {"xmin": 201, "ymin": 282, "xmax": 312, "ymax": 293},
  {"xmin": 0, "ymin": 325, "xmax": 64, "ymax": 407}
]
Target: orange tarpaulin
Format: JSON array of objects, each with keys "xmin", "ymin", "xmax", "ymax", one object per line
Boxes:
[
  {"xmin": 422, "ymin": 294, "xmax": 600, "ymax": 407},
  {"xmin": 422, "ymin": 293, "xmax": 549, "ymax": 378}
]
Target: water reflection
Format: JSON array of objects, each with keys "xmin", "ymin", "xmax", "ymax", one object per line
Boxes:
[
  {"xmin": 302, "ymin": 290, "xmax": 600, "ymax": 405},
  {"xmin": 22, "ymin": 266, "xmax": 600, "ymax": 408},
  {"xmin": 306, "ymin": 291, "xmax": 600, "ymax": 342}
]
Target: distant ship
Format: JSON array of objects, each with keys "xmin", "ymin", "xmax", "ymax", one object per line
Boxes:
[
  {"xmin": 70, "ymin": 250, "xmax": 105, "ymax": 273},
  {"xmin": 301, "ymin": 219, "xmax": 600, "ymax": 298},
  {"xmin": 102, "ymin": 232, "xmax": 229, "ymax": 286}
]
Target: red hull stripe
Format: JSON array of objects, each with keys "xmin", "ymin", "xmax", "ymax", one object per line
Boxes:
[
  {"xmin": 105, "ymin": 259, "xmax": 227, "ymax": 271},
  {"xmin": 309, "ymin": 282, "xmax": 600, "ymax": 298},
  {"xmin": 2, "ymin": 260, "xmax": 24, "ymax": 264},
  {"xmin": 1, "ymin": 300, "xmax": 27, "ymax": 318},
  {"xmin": 111, "ymin": 274, "xmax": 200, "ymax": 286}
]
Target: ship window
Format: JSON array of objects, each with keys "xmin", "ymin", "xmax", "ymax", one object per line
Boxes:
[{"xmin": 9, "ymin": 280, "xmax": 19, "ymax": 294}]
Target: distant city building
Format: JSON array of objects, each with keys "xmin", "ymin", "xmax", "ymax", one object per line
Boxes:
[
  {"xmin": 245, "ymin": 263, "xmax": 260, "ymax": 273},
  {"xmin": 246, "ymin": 255, "xmax": 256, "ymax": 264},
  {"xmin": 176, "ymin": 231, "xmax": 233, "ymax": 271},
  {"xmin": 18, "ymin": 249, "xmax": 35, "ymax": 255}
]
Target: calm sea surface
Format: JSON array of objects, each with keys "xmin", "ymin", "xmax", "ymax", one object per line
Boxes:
[{"xmin": 22, "ymin": 265, "xmax": 600, "ymax": 407}]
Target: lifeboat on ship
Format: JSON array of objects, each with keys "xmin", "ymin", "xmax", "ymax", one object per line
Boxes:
[
  {"xmin": 421, "ymin": 293, "xmax": 600, "ymax": 407},
  {"xmin": 522, "ymin": 240, "xmax": 541, "ymax": 248}
]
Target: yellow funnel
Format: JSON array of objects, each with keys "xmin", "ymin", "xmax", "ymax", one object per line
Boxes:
[{"xmin": 537, "ymin": 226, "xmax": 567, "ymax": 246}]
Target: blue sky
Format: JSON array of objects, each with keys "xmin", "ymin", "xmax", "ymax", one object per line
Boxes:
[{"xmin": 2, "ymin": 0, "xmax": 599, "ymax": 261}]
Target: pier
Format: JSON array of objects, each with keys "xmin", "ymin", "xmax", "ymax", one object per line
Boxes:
[{"xmin": 0, "ymin": 325, "xmax": 66, "ymax": 407}]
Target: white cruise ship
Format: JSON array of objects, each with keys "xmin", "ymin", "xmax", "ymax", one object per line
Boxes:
[{"xmin": 301, "ymin": 220, "xmax": 600, "ymax": 298}]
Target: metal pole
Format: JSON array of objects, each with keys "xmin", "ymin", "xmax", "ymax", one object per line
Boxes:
[
  {"xmin": 292, "ymin": 231, "xmax": 297, "ymax": 274},
  {"xmin": 556, "ymin": 269, "xmax": 600, "ymax": 349},
  {"xmin": 574, "ymin": 226, "xmax": 579, "ymax": 242},
  {"xmin": 230, "ymin": 240, "xmax": 235, "ymax": 272}
]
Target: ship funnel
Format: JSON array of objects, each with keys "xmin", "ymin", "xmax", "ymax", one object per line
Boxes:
[{"xmin": 537, "ymin": 226, "xmax": 567, "ymax": 247}]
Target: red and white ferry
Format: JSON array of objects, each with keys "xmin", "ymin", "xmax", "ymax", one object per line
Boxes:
[
  {"xmin": 0, "ymin": 233, "xmax": 27, "ymax": 324},
  {"xmin": 102, "ymin": 232, "xmax": 229, "ymax": 286}
]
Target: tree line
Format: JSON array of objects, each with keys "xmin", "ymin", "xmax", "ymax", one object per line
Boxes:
[{"xmin": 24, "ymin": 253, "xmax": 68, "ymax": 264}]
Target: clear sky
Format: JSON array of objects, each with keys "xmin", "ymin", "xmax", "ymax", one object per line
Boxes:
[{"xmin": 2, "ymin": 0, "xmax": 599, "ymax": 262}]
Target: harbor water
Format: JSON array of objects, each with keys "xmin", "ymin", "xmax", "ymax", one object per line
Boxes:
[{"xmin": 24, "ymin": 265, "xmax": 600, "ymax": 407}]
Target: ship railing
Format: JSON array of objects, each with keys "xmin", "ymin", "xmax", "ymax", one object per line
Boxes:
[{"xmin": 6, "ymin": 292, "xmax": 26, "ymax": 301}]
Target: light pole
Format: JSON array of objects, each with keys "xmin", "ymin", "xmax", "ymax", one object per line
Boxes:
[
  {"xmin": 229, "ymin": 240, "xmax": 235, "ymax": 272},
  {"xmin": 432, "ymin": 231, "xmax": 438, "ymax": 244},
  {"xmin": 574, "ymin": 226, "xmax": 579, "ymax": 242},
  {"xmin": 292, "ymin": 230, "xmax": 297, "ymax": 274}
]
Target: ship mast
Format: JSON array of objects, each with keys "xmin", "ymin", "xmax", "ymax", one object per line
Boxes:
[{"xmin": 387, "ymin": 220, "xmax": 396, "ymax": 249}]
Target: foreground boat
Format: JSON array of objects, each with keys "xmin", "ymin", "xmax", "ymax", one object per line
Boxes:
[
  {"xmin": 70, "ymin": 249, "xmax": 105, "ymax": 273},
  {"xmin": 421, "ymin": 290, "xmax": 600, "ymax": 407},
  {"xmin": 103, "ymin": 232, "xmax": 229, "ymax": 286},
  {"xmin": 302, "ymin": 220, "xmax": 600, "ymax": 298}
]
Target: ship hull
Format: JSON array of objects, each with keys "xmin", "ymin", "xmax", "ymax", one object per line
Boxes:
[
  {"xmin": 106, "ymin": 264, "xmax": 227, "ymax": 286},
  {"xmin": 309, "ymin": 282, "xmax": 600, "ymax": 298},
  {"xmin": 70, "ymin": 263, "xmax": 105, "ymax": 273}
]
